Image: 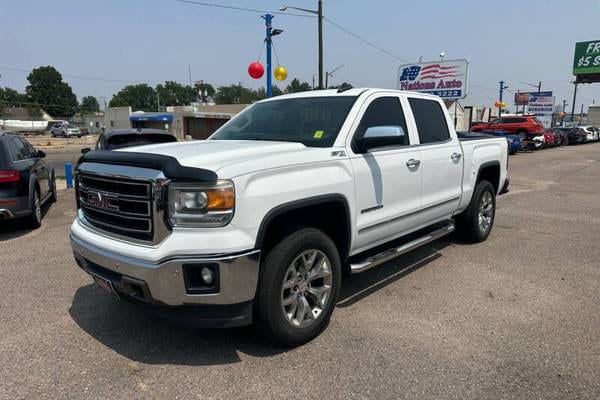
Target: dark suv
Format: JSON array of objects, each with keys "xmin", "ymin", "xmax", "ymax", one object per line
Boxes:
[{"xmin": 0, "ymin": 132, "xmax": 56, "ymax": 228}]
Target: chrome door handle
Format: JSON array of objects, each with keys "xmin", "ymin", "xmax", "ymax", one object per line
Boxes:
[
  {"xmin": 451, "ymin": 152, "xmax": 462, "ymax": 161},
  {"xmin": 406, "ymin": 159, "xmax": 421, "ymax": 168}
]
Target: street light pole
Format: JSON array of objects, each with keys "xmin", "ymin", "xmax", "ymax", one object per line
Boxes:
[
  {"xmin": 499, "ymin": 80, "xmax": 509, "ymax": 117},
  {"xmin": 280, "ymin": 1, "xmax": 323, "ymax": 88},
  {"xmin": 262, "ymin": 14, "xmax": 274, "ymax": 98}
]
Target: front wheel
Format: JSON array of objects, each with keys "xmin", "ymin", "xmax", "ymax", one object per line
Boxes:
[
  {"xmin": 255, "ymin": 227, "xmax": 341, "ymax": 347},
  {"xmin": 455, "ymin": 180, "xmax": 496, "ymax": 243}
]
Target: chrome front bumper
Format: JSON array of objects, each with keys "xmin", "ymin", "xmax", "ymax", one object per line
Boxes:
[{"xmin": 71, "ymin": 234, "xmax": 260, "ymax": 306}]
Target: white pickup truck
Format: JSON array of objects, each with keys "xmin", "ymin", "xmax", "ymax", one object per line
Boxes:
[{"xmin": 71, "ymin": 88, "xmax": 509, "ymax": 346}]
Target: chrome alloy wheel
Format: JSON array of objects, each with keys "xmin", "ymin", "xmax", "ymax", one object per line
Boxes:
[
  {"xmin": 281, "ymin": 249, "xmax": 333, "ymax": 328},
  {"xmin": 478, "ymin": 191, "xmax": 493, "ymax": 233},
  {"xmin": 33, "ymin": 193, "xmax": 42, "ymax": 224}
]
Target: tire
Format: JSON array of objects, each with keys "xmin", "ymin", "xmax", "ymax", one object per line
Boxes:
[
  {"xmin": 28, "ymin": 189, "xmax": 42, "ymax": 229},
  {"xmin": 48, "ymin": 171, "xmax": 57, "ymax": 203},
  {"xmin": 255, "ymin": 227, "xmax": 342, "ymax": 347},
  {"xmin": 454, "ymin": 180, "xmax": 496, "ymax": 243}
]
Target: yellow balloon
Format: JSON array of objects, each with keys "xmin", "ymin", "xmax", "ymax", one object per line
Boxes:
[{"xmin": 274, "ymin": 66, "xmax": 288, "ymax": 81}]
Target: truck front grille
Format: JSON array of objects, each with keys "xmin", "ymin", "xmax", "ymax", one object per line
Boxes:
[{"xmin": 77, "ymin": 173, "xmax": 154, "ymax": 241}]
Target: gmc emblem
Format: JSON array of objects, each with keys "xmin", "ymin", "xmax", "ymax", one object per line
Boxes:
[{"xmin": 86, "ymin": 190, "xmax": 119, "ymax": 212}]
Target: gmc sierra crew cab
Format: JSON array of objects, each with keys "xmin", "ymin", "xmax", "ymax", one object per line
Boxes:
[{"xmin": 71, "ymin": 88, "xmax": 509, "ymax": 346}]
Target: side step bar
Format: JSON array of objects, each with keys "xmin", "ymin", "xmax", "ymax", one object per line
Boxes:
[{"xmin": 350, "ymin": 222, "xmax": 455, "ymax": 274}]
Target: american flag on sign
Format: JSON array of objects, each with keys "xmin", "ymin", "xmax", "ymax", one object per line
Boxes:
[{"xmin": 419, "ymin": 64, "xmax": 460, "ymax": 79}]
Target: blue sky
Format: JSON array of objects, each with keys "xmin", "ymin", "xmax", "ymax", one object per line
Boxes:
[{"xmin": 1, "ymin": 0, "xmax": 598, "ymax": 111}]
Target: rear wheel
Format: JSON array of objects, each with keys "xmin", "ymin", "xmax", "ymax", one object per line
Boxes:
[
  {"xmin": 255, "ymin": 227, "xmax": 341, "ymax": 347},
  {"xmin": 455, "ymin": 180, "xmax": 496, "ymax": 243},
  {"xmin": 28, "ymin": 189, "xmax": 42, "ymax": 229}
]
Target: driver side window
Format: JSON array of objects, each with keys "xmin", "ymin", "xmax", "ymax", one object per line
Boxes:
[{"xmin": 355, "ymin": 97, "xmax": 409, "ymax": 145}]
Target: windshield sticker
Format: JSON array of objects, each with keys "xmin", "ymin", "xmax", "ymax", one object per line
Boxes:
[{"xmin": 313, "ymin": 130, "xmax": 324, "ymax": 139}]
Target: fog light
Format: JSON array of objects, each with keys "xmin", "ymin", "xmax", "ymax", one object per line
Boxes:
[{"xmin": 200, "ymin": 267, "xmax": 214, "ymax": 285}]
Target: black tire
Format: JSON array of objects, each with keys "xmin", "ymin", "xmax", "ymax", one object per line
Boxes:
[
  {"xmin": 255, "ymin": 227, "xmax": 342, "ymax": 347},
  {"xmin": 48, "ymin": 171, "xmax": 57, "ymax": 203},
  {"xmin": 454, "ymin": 180, "xmax": 496, "ymax": 243},
  {"xmin": 28, "ymin": 189, "xmax": 42, "ymax": 229}
]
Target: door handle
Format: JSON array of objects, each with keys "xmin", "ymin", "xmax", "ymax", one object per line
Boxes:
[
  {"xmin": 451, "ymin": 152, "xmax": 462, "ymax": 161},
  {"xmin": 406, "ymin": 159, "xmax": 421, "ymax": 168}
]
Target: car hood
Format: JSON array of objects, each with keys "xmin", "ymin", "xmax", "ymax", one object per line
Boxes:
[{"xmin": 119, "ymin": 140, "xmax": 336, "ymax": 178}]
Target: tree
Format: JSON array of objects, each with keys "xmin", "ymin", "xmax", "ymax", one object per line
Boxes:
[
  {"xmin": 0, "ymin": 87, "xmax": 29, "ymax": 114},
  {"xmin": 285, "ymin": 78, "xmax": 312, "ymax": 93},
  {"xmin": 194, "ymin": 82, "xmax": 216, "ymax": 103},
  {"xmin": 26, "ymin": 66, "xmax": 78, "ymax": 117},
  {"xmin": 80, "ymin": 96, "xmax": 100, "ymax": 114},
  {"xmin": 155, "ymin": 81, "xmax": 196, "ymax": 106},
  {"xmin": 215, "ymin": 84, "xmax": 256, "ymax": 104},
  {"xmin": 328, "ymin": 82, "xmax": 353, "ymax": 91},
  {"xmin": 253, "ymin": 85, "xmax": 283, "ymax": 100},
  {"xmin": 109, "ymin": 84, "xmax": 157, "ymax": 112}
]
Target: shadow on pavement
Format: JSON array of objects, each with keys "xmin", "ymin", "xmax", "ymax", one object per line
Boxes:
[
  {"xmin": 0, "ymin": 204, "xmax": 52, "ymax": 242},
  {"xmin": 68, "ymin": 239, "xmax": 454, "ymax": 366},
  {"xmin": 337, "ymin": 240, "xmax": 451, "ymax": 308}
]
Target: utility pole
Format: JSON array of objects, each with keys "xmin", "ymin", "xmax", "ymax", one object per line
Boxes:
[
  {"xmin": 499, "ymin": 80, "xmax": 509, "ymax": 117},
  {"xmin": 262, "ymin": 14, "xmax": 274, "ymax": 98},
  {"xmin": 188, "ymin": 65, "xmax": 192, "ymax": 87},
  {"xmin": 325, "ymin": 64, "xmax": 344, "ymax": 89},
  {"xmin": 562, "ymin": 100, "xmax": 567, "ymax": 126},
  {"xmin": 571, "ymin": 81, "xmax": 578, "ymax": 126},
  {"xmin": 280, "ymin": 1, "xmax": 323, "ymax": 88}
]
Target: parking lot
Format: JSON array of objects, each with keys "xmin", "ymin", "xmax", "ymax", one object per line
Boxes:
[{"xmin": 1, "ymin": 143, "xmax": 599, "ymax": 399}]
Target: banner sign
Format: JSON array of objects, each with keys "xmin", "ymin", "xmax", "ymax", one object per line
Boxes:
[
  {"xmin": 528, "ymin": 91, "xmax": 554, "ymax": 115},
  {"xmin": 573, "ymin": 40, "xmax": 600, "ymax": 75},
  {"xmin": 514, "ymin": 92, "xmax": 529, "ymax": 106},
  {"xmin": 398, "ymin": 59, "xmax": 469, "ymax": 99}
]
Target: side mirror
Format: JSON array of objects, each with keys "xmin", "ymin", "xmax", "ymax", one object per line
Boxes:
[
  {"xmin": 81, "ymin": 148, "xmax": 91, "ymax": 155},
  {"xmin": 355, "ymin": 126, "xmax": 406, "ymax": 153},
  {"xmin": 37, "ymin": 150, "xmax": 46, "ymax": 158}
]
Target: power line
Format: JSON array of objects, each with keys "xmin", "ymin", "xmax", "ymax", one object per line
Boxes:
[
  {"xmin": 324, "ymin": 17, "xmax": 411, "ymax": 63},
  {"xmin": 175, "ymin": 0, "xmax": 315, "ymax": 18},
  {"xmin": 0, "ymin": 65, "xmax": 139, "ymax": 84}
]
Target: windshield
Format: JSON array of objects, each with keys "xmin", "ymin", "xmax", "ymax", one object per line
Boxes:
[
  {"xmin": 210, "ymin": 96, "xmax": 357, "ymax": 147},
  {"xmin": 105, "ymin": 134, "xmax": 177, "ymax": 150}
]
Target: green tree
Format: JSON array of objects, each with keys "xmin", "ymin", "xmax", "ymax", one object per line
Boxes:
[
  {"xmin": 215, "ymin": 84, "xmax": 256, "ymax": 104},
  {"xmin": 155, "ymin": 81, "xmax": 196, "ymax": 106},
  {"xmin": 25, "ymin": 66, "xmax": 78, "ymax": 117},
  {"xmin": 328, "ymin": 82, "xmax": 353, "ymax": 91},
  {"xmin": 109, "ymin": 84, "xmax": 157, "ymax": 112},
  {"xmin": 253, "ymin": 85, "xmax": 283, "ymax": 100},
  {"xmin": 80, "ymin": 96, "xmax": 100, "ymax": 113},
  {"xmin": 194, "ymin": 82, "xmax": 216, "ymax": 103},
  {"xmin": 0, "ymin": 87, "xmax": 29, "ymax": 114},
  {"xmin": 285, "ymin": 78, "xmax": 312, "ymax": 93}
]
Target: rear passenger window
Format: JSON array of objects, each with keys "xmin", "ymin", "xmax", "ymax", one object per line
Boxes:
[
  {"xmin": 408, "ymin": 98, "xmax": 451, "ymax": 144},
  {"xmin": 356, "ymin": 97, "xmax": 409, "ymax": 145},
  {"xmin": 8, "ymin": 137, "xmax": 30, "ymax": 161}
]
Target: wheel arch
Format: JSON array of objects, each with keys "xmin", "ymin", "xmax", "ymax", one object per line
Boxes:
[
  {"xmin": 255, "ymin": 194, "xmax": 352, "ymax": 262},
  {"xmin": 476, "ymin": 161, "xmax": 501, "ymax": 194}
]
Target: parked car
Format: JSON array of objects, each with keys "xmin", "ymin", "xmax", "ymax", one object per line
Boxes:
[
  {"xmin": 478, "ymin": 130, "xmax": 522, "ymax": 154},
  {"xmin": 577, "ymin": 126, "xmax": 599, "ymax": 142},
  {"xmin": 542, "ymin": 130, "xmax": 556, "ymax": 147},
  {"xmin": 471, "ymin": 116, "xmax": 544, "ymax": 136},
  {"xmin": 0, "ymin": 132, "xmax": 56, "ymax": 228},
  {"xmin": 554, "ymin": 127, "xmax": 585, "ymax": 145},
  {"xmin": 81, "ymin": 129, "xmax": 178, "ymax": 154},
  {"xmin": 548, "ymin": 128, "xmax": 568, "ymax": 146},
  {"xmin": 50, "ymin": 123, "xmax": 82, "ymax": 138},
  {"xmin": 71, "ymin": 88, "xmax": 509, "ymax": 346}
]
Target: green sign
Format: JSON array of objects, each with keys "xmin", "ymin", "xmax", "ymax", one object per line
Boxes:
[{"xmin": 573, "ymin": 40, "xmax": 600, "ymax": 75}]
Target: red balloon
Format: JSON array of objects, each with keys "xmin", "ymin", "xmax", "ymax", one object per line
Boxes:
[{"xmin": 248, "ymin": 62, "xmax": 264, "ymax": 79}]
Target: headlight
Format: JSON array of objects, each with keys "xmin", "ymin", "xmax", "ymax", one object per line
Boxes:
[{"xmin": 168, "ymin": 181, "xmax": 234, "ymax": 227}]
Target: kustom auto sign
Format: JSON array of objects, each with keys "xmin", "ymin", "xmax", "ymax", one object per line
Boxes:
[
  {"xmin": 528, "ymin": 91, "xmax": 555, "ymax": 115},
  {"xmin": 398, "ymin": 59, "xmax": 469, "ymax": 99}
]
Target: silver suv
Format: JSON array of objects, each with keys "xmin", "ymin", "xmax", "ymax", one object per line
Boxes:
[{"xmin": 50, "ymin": 123, "xmax": 81, "ymax": 138}]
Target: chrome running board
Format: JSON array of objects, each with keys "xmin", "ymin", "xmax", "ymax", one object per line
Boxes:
[{"xmin": 350, "ymin": 222, "xmax": 455, "ymax": 274}]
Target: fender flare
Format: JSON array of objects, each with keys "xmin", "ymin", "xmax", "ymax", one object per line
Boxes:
[
  {"xmin": 475, "ymin": 161, "xmax": 501, "ymax": 190},
  {"xmin": 254, "ymin": 194, "xmax": 352, "ymax": 256}
]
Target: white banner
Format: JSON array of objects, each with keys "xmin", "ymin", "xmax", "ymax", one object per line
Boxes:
[{"xmin": 398, "ymin": 59, "xmax": 469, "ymax": 100}]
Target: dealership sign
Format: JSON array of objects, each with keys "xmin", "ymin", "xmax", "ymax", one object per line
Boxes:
[
  {"xmin": 398, "ymin": 59, "xmax": 469, "ymax": 99},
  {"xmin": 527, "ymin": 91, "xmax": 555, "ymax": 115},
  {"xmin": 573, "ymin": 40, "xmax": 600, "ymax": 75}
]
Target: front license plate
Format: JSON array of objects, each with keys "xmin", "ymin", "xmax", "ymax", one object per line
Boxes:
[{"xmin": 92, "ymin": 274, "xmax": 118, "ymax": 297}]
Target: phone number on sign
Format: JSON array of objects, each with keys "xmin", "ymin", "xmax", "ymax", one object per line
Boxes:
[{"xmin": 421, "ymin": 90, "xmax": 462, "ymax": 98}]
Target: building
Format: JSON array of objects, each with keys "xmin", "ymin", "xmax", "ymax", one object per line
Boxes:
[
  {"xmin": 588, "ymin": 104, "xmax": 600, "ymax": 127},
  {"xmin": 102, "ymin": 104, "xmax": 248, "ymax": 140}
]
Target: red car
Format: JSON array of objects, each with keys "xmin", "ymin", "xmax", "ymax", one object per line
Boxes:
[{"xmin": 471, "ymin": 116, "xmax": 545, "ymax": 136}]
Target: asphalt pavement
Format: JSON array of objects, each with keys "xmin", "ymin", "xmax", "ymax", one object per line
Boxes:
[{"xmin": 1, "ymin": 143, "xmax": 599, "ymax": 399}]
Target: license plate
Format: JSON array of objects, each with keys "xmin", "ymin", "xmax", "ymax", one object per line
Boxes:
[{"xmin": 92, "ymin": 274, "xmax": 118, "ymax": 297}]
